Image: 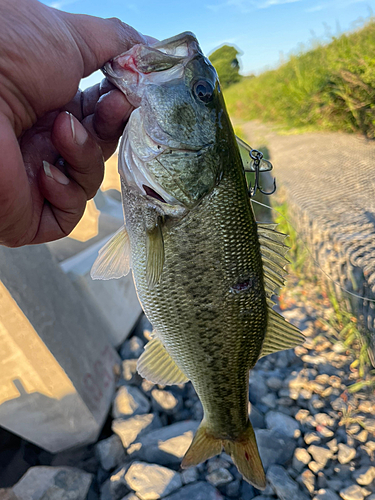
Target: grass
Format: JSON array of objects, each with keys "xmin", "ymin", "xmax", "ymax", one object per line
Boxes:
[
  {"xmin": 269, "ymin": 198, "xmax": 374, "ymax": 373},
  {"xmin": 224, "ymin": 18, "xmax": 375, "ymax": 138}
]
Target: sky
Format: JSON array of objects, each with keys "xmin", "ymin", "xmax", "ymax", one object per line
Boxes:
[{"xmin": 42, "ymin": 0, "xmax": 375, "ymax": 88}]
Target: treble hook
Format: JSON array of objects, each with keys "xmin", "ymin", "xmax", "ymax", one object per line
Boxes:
[{"xmin": 248, "ymin": 149, "xmax": 276, "ymax": 197}]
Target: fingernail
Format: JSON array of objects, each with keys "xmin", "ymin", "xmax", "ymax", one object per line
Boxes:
[
  {"xmin": 43, "ymin": 161, "xmax": 69, "ymax": 185},
  {"xmin": 68, "ymin": 112, "xmax": 88, "ymax": 146}
]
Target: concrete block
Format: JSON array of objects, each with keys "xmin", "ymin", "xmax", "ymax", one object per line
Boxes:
[
  {"xmin": 0, "ymin": 244, "xmax": 120, "ymax": 453},
  {"xmin": 60, "ymin": 233, "xmax": 142, "ymax": 347}
]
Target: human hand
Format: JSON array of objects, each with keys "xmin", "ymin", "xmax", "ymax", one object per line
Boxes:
[{"xmin": 0, "ymin": 0, "xmax": 147, "ymax": 247}]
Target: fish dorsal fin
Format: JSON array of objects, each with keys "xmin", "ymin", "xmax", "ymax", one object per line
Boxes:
[
  {"xmin": 91, "ymin": 225, "xmax": 131, "ymax": 280},
  {"xmin": 146, "ymin": 224, "xmax": 165, "ymax": 289},
  {"xmin": 257, "ymin": 222, "xmax": 289, "ymax": 300},
  {"xmin": 256, "ymin": 221, "xmax": 305, "ymax": 356},
  {"xmin": 137, "ymin": 336, "xmax": 189, "ymax": 385},
  {"xmin": 260, "ymin": 307, "xmax": 305, "ymax": 357}
]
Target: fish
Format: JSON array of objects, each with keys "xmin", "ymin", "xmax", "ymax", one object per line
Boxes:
[{"xmin": 91, "ymin": 32, "xmax": 304, "ymax": 488}]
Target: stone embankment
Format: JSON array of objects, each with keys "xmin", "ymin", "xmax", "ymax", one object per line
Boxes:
[
  {"xmin": 242, "ymin": 121, "xmax": 375, "ymax": 360},
  {"xmin": 2, "ymin": 275, "xmax": 375, "ymax": 500}
]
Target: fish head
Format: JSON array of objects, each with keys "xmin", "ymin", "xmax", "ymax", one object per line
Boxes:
[{"xmin": 103, "ymin": 32, "xmax": 231, "ymax": 209}]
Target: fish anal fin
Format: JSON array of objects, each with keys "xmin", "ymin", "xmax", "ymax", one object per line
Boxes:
[
  {"xmin": 137, "ymin": 337, "xmax": 189, "ymax": 385},
  {"xmin": 146, "ymin": 224, "xmax": 165, "ymax": 289},
  {"xmin": 181, "ymin": 421, "xmax": 222, "ymax": 469},
  {"xmin": 90, "ymin": 225, "xmax": 131, "ymax": 280},
  {"xmin": 260, "ymin": 307, "xmax": 305, "ymax": 358},
  {"xmin": 224, "ymin": 422, "xmax": 266, "ymax": 489}
]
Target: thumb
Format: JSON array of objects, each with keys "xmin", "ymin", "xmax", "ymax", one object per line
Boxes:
[{"xmin": 61, "ymin": 12, "xmax": 148, "ymax": 76}]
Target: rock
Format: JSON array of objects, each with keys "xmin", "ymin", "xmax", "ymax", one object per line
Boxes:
[
  {"xmin": 327, "ymin": 439, "xmax": 339, "ymax": 453},
  {"xmin": 100, "ymin": 465, "xmax": 131, "ymax": 500},
  {"xmin": 122, "ymin": 359, "xmax": 143, "ymax": 386},
  {"xmin": 305, "ymin": 432, "xmax": 321, "ymax": 445},
  {"xmin": 338, "ymin": 443, "xmax": 356, "ymax": 464},
  {"xmin": 225, "ymin": 479, "xmax": 241, "ymax": 498},
  {"xmin": 181, "ymin": 467, "xmax": 198, "ymax": 485},
  {"xmin": 275, "ymin": 350, "xmax": 290, "ymax": 368},
  {"xmin": 206, "ymin": 457, "xmax": 231, "ymax": 473},
  {"xmin": 96, "ymin": 434, "xmax": 125, "ymax": 471},
  {"xmin": 326, "ymin": 479, "xmax": 344, "ymax": 492},
  {"xmin": 255, "ymin": 429, "xmax": 296, "ymax": 470},
  {"xmin": 249, "ymin": 403, "xmax": 265, "ymax": 429},
  {"xmin": 206, "ymin": 468, "xmax": 233, "ymax": 487},
  {"xmin": 125, "ymin": 462, "xmax": 182, "ymax": 500},
  {"xmin": 121, "ymin": 494, "xmax": 139, "ymax": 500},
  {"xmin": 309, "ymin": 461, "xmax": 324, "ymax": 473},
  {"xmin": 12, "ymin": 466, "xmax": 92, "ymax": 500},
  {"xmin": 265, "ymin": 411, "xmax": 301, "ymax": 439},
  {"xmin": 267, "ymin": 465, "xmax": 308, "ymax": 500},
  {"xmin": 266, "ymin": 376, "xmax": 284, "ymax": 391},
  {"xmin": 112, "ymin": 414, "xmax": 161, "ymax": 449},
  {"xmin": 292, "ymin": 448, "xmax": 311, "ymax": 472},
  {"xmin": 355, "ymin": 430, "xmax": 368, "ymax": 443},
  {"xmin": 315, "ymin": 413, "xmax": 336, "ymax": 427},
  {"xmin": 0, "ymin": 490, "xmax": 17, "ymax": 500},
  {"xmin": 127, "ymin": 421, "xmax": 199, "ymax": 465},
  {"xmin": 252, "ymin": 497, "xmax": 275, "ymax": 500},
  {"xmin": 151, "ymin": 389, "xmax": 182, "ymax": 415},
  {"xmin": 240, "ymin": 481, "xmax": 255, "ymax": 499},
  {"xmin": 163, "ymin": 481, "xmax": 224, "ymax": 500},
  {"xmin": 352, "ymin": 466, "xmax": 375, "ymax": 486},
  {"xmin": 249, "ymin": 372, "xmax": 269, "ymax": 405},
  {"xmin": 340, "ymin": 484, "xmax": 365, "ymax": 500},
  {"xmin": 120, "ymin": 336, "xmax": 145, "ymax": 360},
  {"xmin": 297, "ymin": 469, "xmax": 315, "ymax": 495},
  {"xmin": 112, "ymin": 386, "xmax": 150, "ymax": 419},
  {"xmin": 313, "ymin": 489, "xmax": 341, "ymax": 500},
  {"xmin": 261, "ymin": 393, "xmax": 277, "ymax": 409},
  {"xmin": 307, "ymin": 445, "xmax": 333, "ymax": 468}
]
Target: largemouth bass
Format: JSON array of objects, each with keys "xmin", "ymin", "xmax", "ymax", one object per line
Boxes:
[{"xmin": 92, "ymin": 32, "xmax": 303, "ymax": 488}]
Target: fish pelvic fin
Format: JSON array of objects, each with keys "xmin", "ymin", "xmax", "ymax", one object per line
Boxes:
[
  {"xmin": 181, "ymin": 421, "xmax": 222, "ymax": 469},
  {"xmin": 223, "ymin": 422, "xmax": 266, "ymax": 490}
]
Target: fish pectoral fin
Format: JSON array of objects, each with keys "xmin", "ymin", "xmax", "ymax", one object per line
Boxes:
[
  {"xmin": 181, "ymin": 421, "xmax": 222, "ymax": 469},
  {"xmin": 146, "ymin": 224, "xmax": 165, "ymax": 288},
  {"xmin": 90, "ymin": 225, "xmax": 131, "ymax": 280},
  {"xmin": 137, "ymin": 337, "xmax": 189, "ymax": 385},
  {"xmin": 260, "ymin": 307, "xmax": 305, "ymax": 357},
  {"xmin": 223, "ymin": 422, "xmax": 266, "ymax": 489}
]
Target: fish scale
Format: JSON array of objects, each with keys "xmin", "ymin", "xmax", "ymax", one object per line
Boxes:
[
  {"xmin": 92, "ymin": 31, "xmax": 304, "ymax": 488},
  {"xmin": 123, "ymin": 152, "xmax": 267, "ymax": 438}
]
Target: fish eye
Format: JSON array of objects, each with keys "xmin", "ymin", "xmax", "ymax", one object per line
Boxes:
[{"xmin": 193, "ymin": 80, "xmax": 214, "ymax": 103}]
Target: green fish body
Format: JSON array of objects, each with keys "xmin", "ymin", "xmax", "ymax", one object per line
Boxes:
[{"xmin": 93, "ymin": 32, "xmax": 303, "ymax": 489}]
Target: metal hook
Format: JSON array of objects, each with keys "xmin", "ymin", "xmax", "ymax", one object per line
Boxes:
[{"xmin": 248, "ymin": 149, "xmax": 276, "ymax": 197}]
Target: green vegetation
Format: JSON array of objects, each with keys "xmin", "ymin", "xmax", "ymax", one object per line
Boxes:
[
  {"xmin": 209, "ymin": 45, "xmax": 242, "ymax": 89},
  {"xmin": 271, "ymin": 199, "xmax": 373, "ymax": 373},
  {"xmin": 224, "ymin": 19, "xmax": 375, "ymax": 137}
]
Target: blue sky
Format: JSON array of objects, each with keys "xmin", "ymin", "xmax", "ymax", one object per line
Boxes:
[{"xmin": 43, "ymin": 0, "xmax": 374, "ymax": 88}]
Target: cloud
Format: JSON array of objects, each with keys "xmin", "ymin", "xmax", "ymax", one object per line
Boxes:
[
  {"xmin": 305, "ymin": 0, "xmax": 367, "ymax": 12},
  {"xmin": 207, "ymin": 0, "xmax": 303, "ymax": 13}
]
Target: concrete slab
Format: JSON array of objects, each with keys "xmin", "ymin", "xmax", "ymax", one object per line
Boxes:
[
  {"xmin": 60, "ymin": 234, "xmax": 142, "ymax": 347},
  {"xmin": 0, "ymin": 244, "xmax": 120, "ymax": 453}
]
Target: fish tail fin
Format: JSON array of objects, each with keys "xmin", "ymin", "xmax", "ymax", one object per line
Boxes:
[
  {"xmin": 181, "ymin": 421, "xmax": 222, "ymax": 468},
  {"xmin": 223, "ymin": 422, "xmax": 266, "ymax": 490}
]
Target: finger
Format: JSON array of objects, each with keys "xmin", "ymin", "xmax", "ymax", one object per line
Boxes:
[
  {"xmin": 80, "ymin": 79, "xmax": 117, "ymax": 117},
  {"xmin": 62, "ymin": 13, "xmax": 148, "ymax": 76},
  {"xmin": 82, "ymin": 89, "xmax": 132, "ymax": 160},
  {"xmin": 52, "ymin": 111, "xmax": 104, "ymax": 199},
  {"xmin": 34, "ymin": 161, "xmax": 87, "ymax": 243},
  {"xmin": 0, "ymin": 114, "xmax": 33, "ymax": 247}
]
